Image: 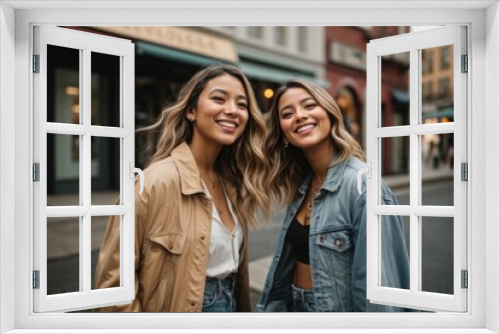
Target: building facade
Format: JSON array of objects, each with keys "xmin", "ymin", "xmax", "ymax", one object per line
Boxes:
[
  {"xmin": 326, "ymin": 26, "xmax": 411, "ymax": 175},
  {"xmin": 47, "ymin": 26, "xmax": 326, "ymax": 195}
]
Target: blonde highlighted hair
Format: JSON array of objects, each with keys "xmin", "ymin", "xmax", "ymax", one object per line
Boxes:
[
  {"xmin": 264, "ymin": 78, "xmax": 366, "ymax": 205},
  {"xmin": 139, "ymin": 64, "xmax": 271, "ymax": 227}
]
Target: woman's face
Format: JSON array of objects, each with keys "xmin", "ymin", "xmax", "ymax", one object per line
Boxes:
[
  {"xmin": 188, "ymin": 73, "xmax": 249, "ymax": 147},
  {"xmin": 278, "ymin": 87, "xmax": 332, "ymax": 150}
]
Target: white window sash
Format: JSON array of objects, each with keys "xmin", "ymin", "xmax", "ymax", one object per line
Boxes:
[
  {"xmin": 366, "ymin": 26, "xmax": 467, "ymax": 312},
  {"xmin": 32, "ymin": 26, "xmax": 136, "ymax": 313}
]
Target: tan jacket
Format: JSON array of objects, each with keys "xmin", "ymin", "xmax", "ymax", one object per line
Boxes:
[{"xmin": 94, "ymin": 142, "xmax": 251, "ymax": 312}]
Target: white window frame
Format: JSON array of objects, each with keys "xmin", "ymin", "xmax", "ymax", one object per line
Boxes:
[
  {"xmin": 1, "ymin": 1, "xmax": 499, "ymax": 333},
  {"xmin": 32, "ymin": 26, "xmax": 136, "ymax": 313},
  {"xmin": 366, "ymin": 26, "xmax": 467, "ymax": 313}
]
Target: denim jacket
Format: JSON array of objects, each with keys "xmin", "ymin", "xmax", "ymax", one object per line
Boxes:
[{"xmin": 256, "ymin": 156, "xmax": 413, "ymax": 312}]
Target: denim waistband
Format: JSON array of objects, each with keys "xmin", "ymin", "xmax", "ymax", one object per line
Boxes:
[
  {"xmin": 291, "ymin": 283, "xmax": 315, "ymax": 303},
  {"xmin": 205, "ymin": 275, "xmax": 235, "ymax": 292}
]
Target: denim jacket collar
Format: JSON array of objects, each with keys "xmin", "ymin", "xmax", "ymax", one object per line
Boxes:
[{"xmin": 298, "ymin": 157, "xmax": 348, "ymax": 195}]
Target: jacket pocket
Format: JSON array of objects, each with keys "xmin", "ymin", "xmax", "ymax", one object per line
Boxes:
[
  {"xmin": 149, "ymin": 233, "xmax": 186, "ymax": 255},
  {"xmin": 315, "ymin": 229, "xmax": 353, "ymax": 278},
  {"xmin": 316, "ymin": 229, "xmax": 352, "ymax": 253},
  {"xmin": 146, "ymin": 233, "xmax": 186, "ymax": 311}
]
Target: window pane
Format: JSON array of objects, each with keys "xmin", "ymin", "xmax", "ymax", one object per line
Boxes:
[
  {"xmin": 92, "ymin": 215, "xmax": 121, "ymax": 290},
  {"xmin": 380, "ymin": 52, "xmax": 410, "ymax": 127},
  {"xmin": 421, "ymin": 133, "xmax": 454, "ymax": 206},
  {"xmin": 274, "ymin": 26, "xmax": 287, "ymax": 46},
  {"xmin": 247, "ymin": 26, "xmax": 263, "ymax": 39},
  {"xmin": 91, "ymin": 137, "xmax": 121, "ymax": 205},
  {"xmin": 380, "ymin": 215, "xmax": 410, "ymax": 290},
  {"xmin": 91, "ymin": 52, "xmax": 121, "ymax": 127},
  {"xmin": 297, "ymin": 27, "xmax": 308, "ymax": 52},
  {"xmin": 421, "ymin": 216, "xmax": 454, "ymax": 294},
  {"xmin": 47, "ymin": 45, "xmax": 80, "ymax": 124},
  {"xmin": 47, "ymin": 133, "xmax": 80, "ymax": 206},
  {"xmin": 381, "ymin": 136, "xmax": 410, "ymax": 205},
  {"xmin": 421, "ymin": 45, "xmax": 454, "ymax": 124},
  {"xmin": 47, "ymin": 217, "xmax": 80, "ymax": 295}
]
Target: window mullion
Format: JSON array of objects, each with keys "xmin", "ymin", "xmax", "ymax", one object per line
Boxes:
[
  {"xmin": 409, "ymin": 47, "xmax": 420, "ymax": 295},
  {"xmin": 82, "ymin": 47, "xmax": 92, "ymax": 294}
]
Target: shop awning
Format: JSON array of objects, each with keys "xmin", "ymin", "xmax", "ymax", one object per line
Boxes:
[
  {"xmin": 136, "ymin": 41, "xmax": 233, "ymax": 68},
  {"xmin": 391, "ymin": 89, "xmax": 410, "ymax": 105},
  {"xmin": 239, "ymin": 61, "xmax": 329, "ymax": 87},
  {"xmin": 135, "ymin": 41, "xmax": 329, "ymax": 87},
  {"xmin": 422, "ymin": 107, "xmax": 454, "ymax": 120}
]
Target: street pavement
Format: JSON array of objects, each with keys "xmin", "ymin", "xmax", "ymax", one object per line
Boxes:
[{"xmin": 47, "ymin": 162, "xmax": 454, "ymax": 310}]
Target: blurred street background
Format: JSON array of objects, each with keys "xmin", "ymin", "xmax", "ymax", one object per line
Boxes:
[{"xmin": 45, "ymin": 25, "xmax": 456, "ymax": 311}]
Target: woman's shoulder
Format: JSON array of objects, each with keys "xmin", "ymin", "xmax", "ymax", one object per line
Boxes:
[
  {"xmin": 143, "ymin": 157, "xmax": 180, "ymax": 185},
  {"xmin": 343, "ymin": 156, "xmax": 367, "ymax": 176}
]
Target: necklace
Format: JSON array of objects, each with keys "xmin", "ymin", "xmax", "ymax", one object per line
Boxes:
[
  {"xmin": 214, "ymin": 177, "xmax": 225, "ymax": 216},
  {"xmin": 208, "ymin": 172, "xmax": 215, "ymax": 189},
  {"xmin": 305, "ymin": 180, "xmax": 322, "ymax": 225},
  {"xmin": 203, "ymin": 172, "xmax": 224, "ymax": 215}
]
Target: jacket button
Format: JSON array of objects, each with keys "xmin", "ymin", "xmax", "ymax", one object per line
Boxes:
[
  {"xmin": 335, "ymin": 238, "xmax": 342, "ymax": 247},
  {"xmin": 191, "ymin": 302, "xmax": 196, "ymax": 306},
  {"xmin": 201, "ymin": 236, "xmax": 205, "ymax": 241},
  {"xmin": 168, "ymin": 242, "xmax": 173, "ymax": 250}
]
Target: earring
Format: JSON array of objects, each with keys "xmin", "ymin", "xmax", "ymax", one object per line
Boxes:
[
  {"xmin": 187, "ymin": 116, "xmax": 194, "ymax": 122},
  {"xmin": 284, "ymin": 141, "xmax": 289, "ymax": 149}
]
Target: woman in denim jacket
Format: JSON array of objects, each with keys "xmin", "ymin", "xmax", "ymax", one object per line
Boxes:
[{"xmin": 257, "ymin": 79, "xmax": 413, "ymax": 312}]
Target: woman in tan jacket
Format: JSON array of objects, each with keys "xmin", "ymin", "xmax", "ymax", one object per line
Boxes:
[{"xmin": 94, "ymin": 64, "xmax": 271, "ymax": 312}]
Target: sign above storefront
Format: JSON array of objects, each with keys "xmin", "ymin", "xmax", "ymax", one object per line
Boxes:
[
  {"xmin": 95, "ymin": 26, "xmax": 238, "ymax": 62},
  {"xmin": 330, "ymin": 41, "xmax": 366, "ymax": 71}
]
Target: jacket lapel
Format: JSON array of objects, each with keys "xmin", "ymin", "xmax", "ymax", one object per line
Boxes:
[{"xmin": 170, "ymin": 142, "xmax": 205, "ymax": 196}]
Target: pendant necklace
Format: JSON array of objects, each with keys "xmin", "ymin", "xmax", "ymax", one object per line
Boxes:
[{"xmin": 209, "ymin": 172, "xmax": 224, "ymax": 215}]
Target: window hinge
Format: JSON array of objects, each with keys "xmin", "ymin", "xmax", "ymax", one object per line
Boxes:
[
  {"xmin": 33, "ymin": 54, "xmax": 40, "ymax": 73},
  {"xmin": 33, "ymin": 270, "xmax": 40, "ymax": 289},
  {"xmin": 33, "ymin": 163, "xmax": 40, "ymax": 182},
  {"xmin": 461, "ymin": 270, "xmax": 468, "ymax": 289},
  {"xmin": 461, "ymin": 54, "xmax": 468, "ymax": 73},
  {"xmin": 461, "ymin": 162, "xmax": 468, "ymax": 181}
]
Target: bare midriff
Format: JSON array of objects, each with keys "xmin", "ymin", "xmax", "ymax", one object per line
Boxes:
[{"xmin": 293, "ymin": 261, "xmax": 314, "ymax": 289}]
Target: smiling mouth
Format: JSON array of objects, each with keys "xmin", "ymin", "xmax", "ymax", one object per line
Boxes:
[
  {"xmin": 295, "ymin": 124, "xmax": 316, "ymax": 133},
  {"xmin": 216, "ymin": 120, "xmax": 238, "ymax": 129}
]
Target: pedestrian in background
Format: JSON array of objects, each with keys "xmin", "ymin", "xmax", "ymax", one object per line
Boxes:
[
  {"xmin": 257, "ymin": 79, "xmax": 413, "ymax": 312},
  {"xmin": 94, "ymin": 64, "xmax": 271, "ymax": 312}
]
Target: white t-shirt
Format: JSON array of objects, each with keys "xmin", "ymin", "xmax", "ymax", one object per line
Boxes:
[{"xmin": 202, "ymin": 181, "xmax": 244, "ymax": 279}]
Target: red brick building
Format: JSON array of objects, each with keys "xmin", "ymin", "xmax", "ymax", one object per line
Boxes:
[{"xmin": 326, "ymin": 26, "xmax": 411, "ymax": 175}]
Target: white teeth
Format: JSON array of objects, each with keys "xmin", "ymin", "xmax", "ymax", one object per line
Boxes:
[
  {"xmin": 296, "ymin": 124, "xmax": 315, "ymax": 133},
  {"xmin": 218, "ymin": 121, "xmax": 237, "ymax": 128}
]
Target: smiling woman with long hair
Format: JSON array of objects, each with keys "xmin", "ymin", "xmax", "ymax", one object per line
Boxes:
[
  {"xmin": 257, "ymin": 79, "xmax": 414, "ymax": 312},
  {"xmin": 94, "ymin": 64, "xmax": 271, "ymax": 312}
]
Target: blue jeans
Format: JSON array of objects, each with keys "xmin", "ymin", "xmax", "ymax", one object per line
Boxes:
[
  {"xmin": 202, "ymin": 275, "xmax": 236, "ymax": 312},
  {"xmin": 292, "ymin": 284, "xmax": 316, "ymax": 312}
]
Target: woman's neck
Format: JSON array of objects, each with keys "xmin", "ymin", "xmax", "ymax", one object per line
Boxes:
[
  {"xmin": 303, "ymin": 140, "xmax": 335, "ymax": 183},
  {"xmin": 188, "ymin": 137, "xmax": 221, "ymax": 175}
]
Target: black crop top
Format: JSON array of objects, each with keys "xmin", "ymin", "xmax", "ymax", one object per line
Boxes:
[{"xmin": 285, "ymin": 218, "xmax": 310, "ymax": 264}]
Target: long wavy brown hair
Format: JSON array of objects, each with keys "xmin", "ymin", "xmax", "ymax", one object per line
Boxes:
[
  {"xmin": 139, "ymin": 64, "xmax": 271, "ymax": 227},
  {"xmin": 264, "ymin": 79, "xmax": 366, "ymax": 205}
]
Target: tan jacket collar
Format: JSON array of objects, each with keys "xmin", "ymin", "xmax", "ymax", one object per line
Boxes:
[
  {"xmin": 170, "ymin": 142, "xmax": 205, "ymax": 196},
  {"xmin": 170, "ymin": 142, "xmax": 238, "ymax": 205}
]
